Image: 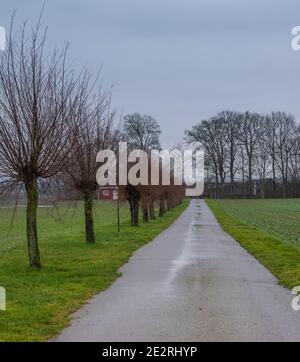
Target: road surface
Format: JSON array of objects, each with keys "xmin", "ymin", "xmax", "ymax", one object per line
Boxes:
[{"xmin": 56, "ymin": 200, "xmax": 300, "ymax": 342}]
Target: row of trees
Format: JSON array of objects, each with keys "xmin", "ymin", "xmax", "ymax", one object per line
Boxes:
[
  {"xmin": 186, "ymin": 111, "xmax": 300, "ymax": 198},
  {"xmin": 0, "ymin": 20, "xmax": 184, "ymax": 269},
  {"xmin": 119, "ymin": 113, "xmax": 185, "ymax": 226}
]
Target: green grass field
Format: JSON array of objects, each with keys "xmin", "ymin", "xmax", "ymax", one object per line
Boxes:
[
  {"xmin": 206, "ymin": 198, "xmax": 300, "ymax": 290},
  {"xmin": 0, "ymin": 199, "xmax": 189, "ymax": 342}
]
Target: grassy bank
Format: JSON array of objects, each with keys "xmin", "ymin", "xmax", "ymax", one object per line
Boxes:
[
  {"xmin": 0, "ymin": 199, "xmax": 189, "ymax": 341},
  {"xmin": 206, "ymin": 199, "xmax": 300, "ymax": 290}
]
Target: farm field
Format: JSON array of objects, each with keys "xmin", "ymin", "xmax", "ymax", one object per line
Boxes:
[
  {"xmin": 0, "ymin": 199, "xmax": 189, "ymax": 342},
  {"xmin": 207, "ymin": 198, "xmax": 300, "ymax": 289},
  {"xmin": 207, "ymin": 199, "xmax": 300, "ymax": 245}
]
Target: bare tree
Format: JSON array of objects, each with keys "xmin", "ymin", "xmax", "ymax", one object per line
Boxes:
[
  {"xmin": 63, "ymin": 75, "xmax": 117, "ymax": 243},
  {"xmin": 265, "ymin": 113, "xmax": 280, "ymax": 190},
  {"xmin": 0, "ymin": 18, "xmax": 75, "ymax": 268},
  {"xmin": 273, "ymin": 112, "xmax": 297, "ymax": 197},
  {"xmin": 238, "ymin": 112, "xmax": 263, "ymax": 197},
  {"xmin": 186, "ymin": 118, "xmax": 227, "ymax": 198},
  {"xmin": 219, "ymin": 111, "xmax": 241, "ymax": 183},
  {"xmin": 289, "ymin": 125, "xmax": 300, "ymax": 196},
  {"xmin": 122, "ymin": 113, "xmax": 161, "ymax": 151},
  {"xmin": 187, "ymin": 110, "xmax": 300, "ymax": 199},
  {"xmin": 254, "ymin": 145, "xmax": 271, "ymax": 198}
]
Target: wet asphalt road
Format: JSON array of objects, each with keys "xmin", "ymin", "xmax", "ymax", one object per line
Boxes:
[{"xmin": 56, "ymin": 200, "xmax": 300, "ymax": 342}]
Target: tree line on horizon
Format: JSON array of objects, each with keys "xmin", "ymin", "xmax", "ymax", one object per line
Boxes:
[{"xmin": 186, "ymin": 110, "xmax": 300, "ymax": 199}]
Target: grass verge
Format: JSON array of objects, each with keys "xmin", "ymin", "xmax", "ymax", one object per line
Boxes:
[
  {"xmin": 206, "ymin": 199, "xmax": 300, "ymax": 290},
  {"xmin": 0, "ymin": 199, "xmax": 190, "ymax": 342}
]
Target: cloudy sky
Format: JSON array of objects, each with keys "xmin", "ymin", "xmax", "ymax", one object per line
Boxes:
[{"xmin": 1, "ymin": 0, "xmax": 300, "ymax": 146}]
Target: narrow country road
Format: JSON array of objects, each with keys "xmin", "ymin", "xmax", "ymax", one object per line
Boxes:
[{"xmin": 56, "ymin": 200, "xmax": 300, "ymax": 342}]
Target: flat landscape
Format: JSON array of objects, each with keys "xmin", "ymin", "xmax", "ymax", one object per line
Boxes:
[
  {"xmin": 0, "ymin": 200, "xmax": 189, "ymax": 342},
  {"xmin": 207, "ymin": 199, "xmax": 300, "ymax": 245}
]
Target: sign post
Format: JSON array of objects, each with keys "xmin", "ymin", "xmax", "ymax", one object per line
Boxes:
[{"xmin": 113, "ymin": 188, "xmax": 120, "ymax": 233}]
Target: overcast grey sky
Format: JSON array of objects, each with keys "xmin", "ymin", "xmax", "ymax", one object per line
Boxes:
[{"xmin": 1, "ymin": 0, "xmax": 300, "ymax": 146}]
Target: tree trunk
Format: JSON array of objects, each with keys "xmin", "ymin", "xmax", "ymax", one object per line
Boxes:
[
  {"xmin": 241, "ymin": 150, "xmax": 245, "ymax": 195},
  {"xmin": 142, "ymin": 205, "xmax": 149, "ymax": 223},
  {"xmin": 282, "ymin": 175, "xmax": 287, "ymax": 198},
  {"xmin": 214, "ymin": 171, "xmax": 219, "ymax": 199},
  {"xmin": 248, "ymin": 159, "xmax": 253, "ymax": 198},
  {"xmin": 230, "ymin": 159, "xmax": 234, "ymax": 183},
  {"xmin": 284, "ymin": 154, "xmax": 288, "ymax": 198},
  {"xmin": 129, "ymin": 199, "xmax": 139, "ymax": 226},
  {"xmin": 220, "ymin": 180, "xmax": 225, "ymax": 199},
  {"xmin": 126, "ymin": 186, "xmax": 140, "ymax": 226},
  {"xmin": 25, "ymin": 178, "xmax": 41, "ymax": 269},
  {"xmin": 272, "ymin": 158, "xmax": 276, "ymax": 194},
  {"xmin": 133, "ymin": 200, "xmax": 139, "ymax": 226},
  {"xmin": 83, "ymin": 191, "xmax": 95, "ymax": 244},
  {"xmin": 149, "ymin": 200, "xmax": 155, "ymax": 220},
  {"xmin": 260, "ymin": 180, "xmax": 265, "ymax": 199},
  {"xmin": 159, "ymin": 196, "xmax": 165, "ymax": 217},
  {"xmin": 166, "ymin": 198, "xmax": 172, "ymax": 211}
]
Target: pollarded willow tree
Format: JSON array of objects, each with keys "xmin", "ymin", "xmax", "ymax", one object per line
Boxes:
[
  {"xmin": 0, "ymin": 18, "xmax": 75, "ymax": 269},
  {"xmin": 62, "ymin": 76, "xmax": 119, "ymax": 243}
]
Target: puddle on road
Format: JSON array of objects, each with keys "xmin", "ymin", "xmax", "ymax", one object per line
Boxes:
[{"xmin": 163, "ymin": 200, "xmax": 205, "ymax": 294}]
